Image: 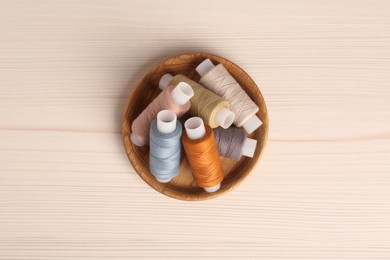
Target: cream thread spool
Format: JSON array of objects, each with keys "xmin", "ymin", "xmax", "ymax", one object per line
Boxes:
[
  {"xmin": 159, "ymin": 74, "xmax": 235, "ymax": 129},
  {"xmin": 196, "ymin": 59, "xmax": 262, "ymax": 134}
]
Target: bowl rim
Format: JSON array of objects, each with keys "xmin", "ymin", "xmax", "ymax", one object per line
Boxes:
[{"xmin": 122, "ymin": 52, "xmax": 269, "ymax": 201}]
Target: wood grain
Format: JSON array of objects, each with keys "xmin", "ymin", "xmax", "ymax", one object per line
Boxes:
[{"xmin": 1, "ymin": 0, "xmax": 390, "ymax": 259}]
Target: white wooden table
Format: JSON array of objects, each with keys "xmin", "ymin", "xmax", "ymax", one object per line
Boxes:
[{"xmin": 1, "ymin": 0, "xmax": 390, "ymax": 259}]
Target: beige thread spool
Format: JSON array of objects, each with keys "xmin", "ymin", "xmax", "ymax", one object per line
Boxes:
[{"xmin": 159, "ymin": 74, "xmax": 235, "ymax": 129}]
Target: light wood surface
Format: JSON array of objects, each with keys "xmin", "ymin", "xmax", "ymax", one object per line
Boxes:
[
  {"xmin": 122, "ymin": 53, "xmax": 269, "ymax": 201},
  {"xmin": 1, "ymin": 0, "xmax": 390, "ymax": 259}
]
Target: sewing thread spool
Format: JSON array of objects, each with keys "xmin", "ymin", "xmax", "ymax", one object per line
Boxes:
[
  {"xmin": 196, "ymin": 59, "xmax": 262, "ymax": 134},
  {"xmin": 149, "ymin": 110, "xmax": 182, "ymax": 183},
  {"xmin": 213, "ymin": 127, "xmax": 257, "ymax": 160},
  {"xmin": 131, "ymin": 82, "xmax": 193, "ymax": 146},
  {"xmin": 159, "ymin": 74, "xmax": 235, "ymax": 129},
  {"xmin": 182, "ymin": 117, "xmax": 224, "ymax": 192}
]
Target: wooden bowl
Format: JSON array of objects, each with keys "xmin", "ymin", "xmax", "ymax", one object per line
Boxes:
[{"xmin": 122, "ymin": 53, "xmax": 269, "ymax": 201}]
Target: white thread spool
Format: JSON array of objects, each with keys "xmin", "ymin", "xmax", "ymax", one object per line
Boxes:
[
  {"xmin": 184, "ymin": 117, "xmax": 221, "ymax": 193},
  {"xmin": 196, "ymin": 59, "xmax": 262, "ymax": 134},
  {"xmin": 159, "ymin": 74, "xmax": 235, "ymax": 129},
  {"xmin": 130, "ymin": 82, "xmax": 194, "ymax": 146},
  {"xmin": 153, "ymin": 110, "xmax": 177, "ymax": 183}
]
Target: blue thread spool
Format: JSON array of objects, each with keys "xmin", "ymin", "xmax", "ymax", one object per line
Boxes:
[{"xmin": 149, "ymin": 110, "xmax": 183, "ymax": 183}]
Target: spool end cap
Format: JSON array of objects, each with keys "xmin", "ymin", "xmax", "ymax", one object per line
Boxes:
[
  {"xmin": 214, "ymin": 108, "xmax": 235, "ymax": 129},
  {"xmin": 157, "ymin": 110, "xmax": 177, "ymax": 134},
  {"xmin": 159, "ymin": 73, "xmax": 173, "ymax": 90},
  {"xmin": 242, "ymin": 114, "xmax": 262, "ymax": 134},
  {"xmin": 203, "ymin": 183, "xmax": 221, "ymax": 193},
  {"xmin": 171, "ymin": 82, "xmax": 194, "ymax": 105},
  {"xmin": 195, "ymin": 59, "xmax": 215, "ymax": 77},
  {"xmin": 155, "ymin": 177, "xmax": 173, "ymax": 183},
  {"xmin": 131, "ymin": 133, "xmax": 145, "ymax": 147},
  {"xmin": 184, "ymin": 117, "xmax": 206, "ymax": 140},
  {"xmin": 241, "ymin": 137, "xmax": 257, "ymax": 158}
]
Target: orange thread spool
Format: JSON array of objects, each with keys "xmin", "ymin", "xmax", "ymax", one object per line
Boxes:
[{"xmin": 182, "ymin": 124, "xmax": 224, "ymax": 189}]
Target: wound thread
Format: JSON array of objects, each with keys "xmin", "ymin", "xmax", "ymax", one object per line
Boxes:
[
  {"xmin": 169, "ymin": 75, "xmax": 230, "ymax": 128},
  {"xmin": 182, "ymin": 125, "xmax": 224, "ymax": 188},
  {"xmin": 149, "ymin": 119, "xmax": 182, "ymax": 182},
  {"xmin": 199, "ymin": 64, "xmax": 259, "ymax": 127},
  {"xmin": 213, "ymin": 127, "xmax": 247, "ymax": 160},
  {"xmin": 131, "ymin": 85, "xmax": 190, "ymax": 145}
]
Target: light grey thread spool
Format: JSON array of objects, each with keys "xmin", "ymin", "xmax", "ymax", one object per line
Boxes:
[
  {"xmin": 213, "ymin": 127, "xmax": 258, "ymax": 160},
  {"xmin": 196, "ymin": 59, "xmax": 262, "ymax": 134},
  {"xmin": 149, "ymin": 111, "xmax": 182, "ymax": 183}
]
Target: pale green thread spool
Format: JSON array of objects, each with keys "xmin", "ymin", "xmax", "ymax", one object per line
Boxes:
[{"xmin": 160, "ymin": 74, "xmax": 235, "ymax": 129}]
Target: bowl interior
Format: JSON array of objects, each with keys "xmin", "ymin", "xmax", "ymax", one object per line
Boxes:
[{"xmin": 122, "ymin": 53, "xmax": 269, "ymax": 200}]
